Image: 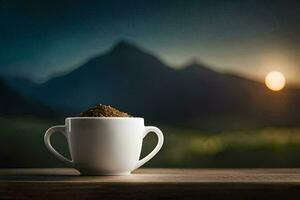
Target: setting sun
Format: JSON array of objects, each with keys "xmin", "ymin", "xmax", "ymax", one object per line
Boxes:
[{"xmin": 265, "ymin": 71, "xmax": 286, "ymax": 91}]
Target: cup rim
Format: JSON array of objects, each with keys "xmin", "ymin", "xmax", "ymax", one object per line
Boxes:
[{"xmin": 66, "ymin": 117, "xmax": 144, "ymax": 120}]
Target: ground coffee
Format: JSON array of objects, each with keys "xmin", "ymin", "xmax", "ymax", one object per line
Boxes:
[{"xmin": 80, "ymin": 104, "xmax": 131, "ymax": 117}]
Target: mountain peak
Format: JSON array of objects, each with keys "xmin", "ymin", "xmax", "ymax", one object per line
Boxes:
[
  {"xmin": 110, "ymin": 40, "xmax": 142, "ymax": 53},
  {"xmin": 182, "ymin": 59, "xmax": 218, "ymax": 75}
]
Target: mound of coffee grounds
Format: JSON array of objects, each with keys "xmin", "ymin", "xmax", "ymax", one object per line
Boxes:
[{"xmin": 80, "ymin": 104, "xmax": 131, "ymax": 117}]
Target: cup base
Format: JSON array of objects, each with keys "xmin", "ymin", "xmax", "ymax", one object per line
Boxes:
[{"xmin": 79, "ymin": 171, "xmax": 131, "ymax": 176}]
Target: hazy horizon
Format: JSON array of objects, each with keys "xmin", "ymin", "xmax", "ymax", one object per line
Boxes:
[
  {"xmin": 1, "ymin": 0, "xmax": 300, "ymax": 86},
  {"xmin": 1, "ymin": 39, "xmax": 280, "ymax": 87}
]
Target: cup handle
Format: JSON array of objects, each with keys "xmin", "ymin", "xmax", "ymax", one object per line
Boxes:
[
  {"xmin": 44, "ymin": 125, "xmax": 74, "ymax": 167},
  {"xmin": 134, "ymin": 126, "xmax": 164, "ymax": 169}
]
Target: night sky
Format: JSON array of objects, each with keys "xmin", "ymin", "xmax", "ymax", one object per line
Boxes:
[{"xmin": 1, "ymin": 0, "xmax": 300, "ymax": 85}]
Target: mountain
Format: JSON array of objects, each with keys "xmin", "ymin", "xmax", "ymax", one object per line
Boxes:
[
  {"xmin": 0, "ymin": 78, "xmax": 57, "ymax": 117},
  {"xmin": 6, "ymin": 40, "xmax": 300, "ymax": 128},
  {"xmin": 9, "ymin": 41, "xmax": 178, "ymax": 114}
]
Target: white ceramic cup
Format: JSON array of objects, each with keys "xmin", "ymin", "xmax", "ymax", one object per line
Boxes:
[{"xmin": 44, "ymin": 117, "xmax": 164, "ymax": 175}]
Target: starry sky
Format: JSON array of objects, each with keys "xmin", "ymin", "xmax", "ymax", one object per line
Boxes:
[{"xmin": 1, "ymin": 0, "xmax": 300, "ymax": 85}]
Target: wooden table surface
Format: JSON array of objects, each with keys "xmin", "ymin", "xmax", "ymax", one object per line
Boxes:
[{"xmin": 1, "ymin": 168, "xmax": 300, "ymax": 199}]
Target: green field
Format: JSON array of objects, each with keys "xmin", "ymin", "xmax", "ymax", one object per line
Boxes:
[{"xmin": 1, "ymin": 117, "xmax": 300, "ymax": 168}]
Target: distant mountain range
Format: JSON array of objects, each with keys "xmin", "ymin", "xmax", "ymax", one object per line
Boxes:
[
  {"xmin": 5, "ymin": 40, "xmax": 300, "ymax": 128},
  {"xmin": 0, "ymin": 79, "xmax": 56, "ymax": 117}
]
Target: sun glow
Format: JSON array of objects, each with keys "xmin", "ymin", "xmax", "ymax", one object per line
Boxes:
[{"xmin": 265, "ymin": 71, "xmax": 286, "ymax": 91}]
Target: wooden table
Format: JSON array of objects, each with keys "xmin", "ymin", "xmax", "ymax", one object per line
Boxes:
[{"xmin": 0, "ymin": 168, "xmax": 300, "ymax": 199}]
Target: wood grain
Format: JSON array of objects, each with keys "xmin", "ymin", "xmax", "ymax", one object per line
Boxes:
[{"xmin": 0, "ymin": 168, "xmax": 300, "ymax": 199}]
